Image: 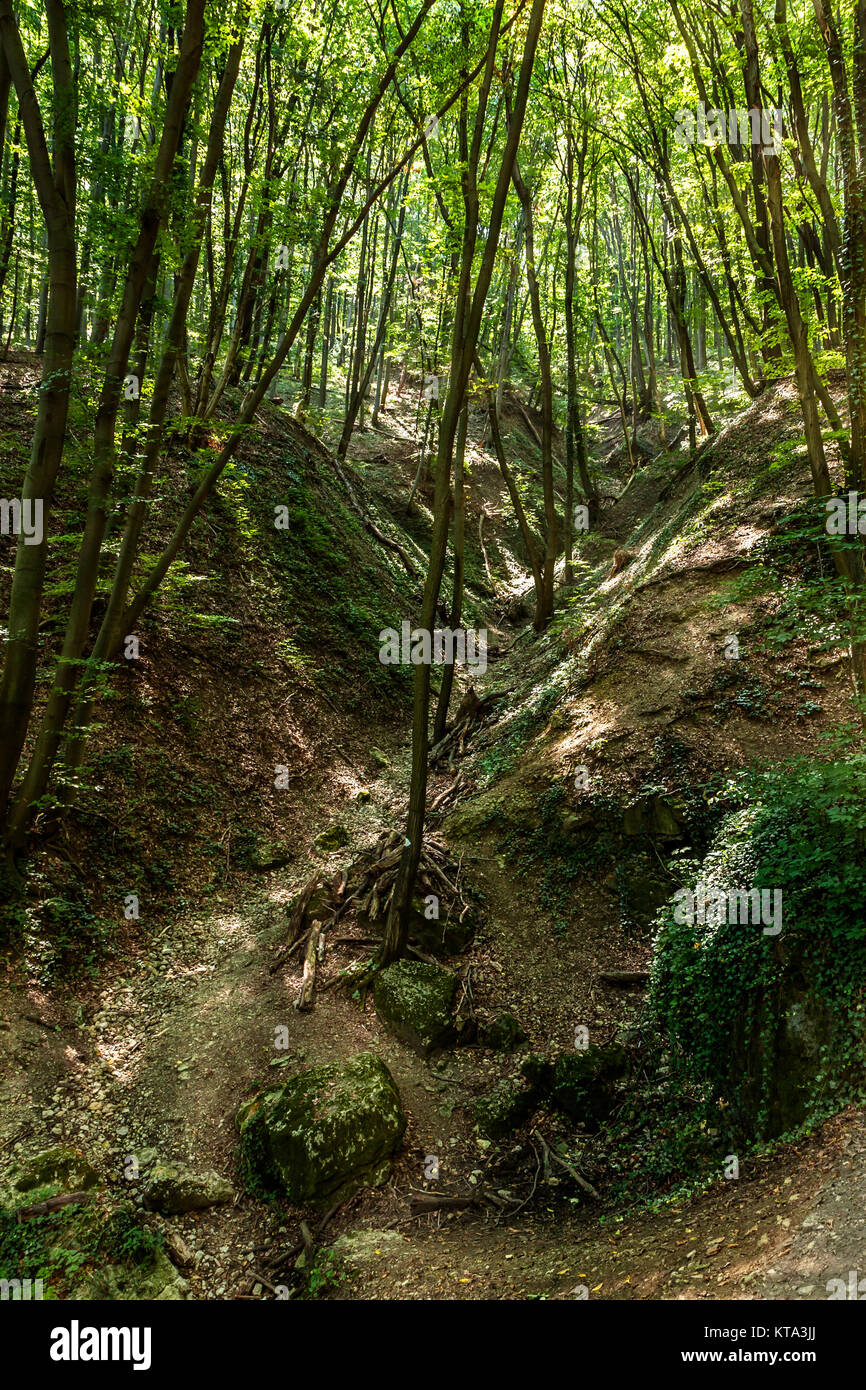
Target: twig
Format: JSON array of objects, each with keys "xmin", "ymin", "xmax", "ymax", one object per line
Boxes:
[
  {"xmin": 250, "ymin": 1269, "xmax": 283, "ymax": 1296},
  {"xmin": 507, "ymin": 1141, "xmax": 542, "ymax": 1216},
  {"xmin": 534, "ymin": 1132, "xmax": 600, "ymax": 1200}
]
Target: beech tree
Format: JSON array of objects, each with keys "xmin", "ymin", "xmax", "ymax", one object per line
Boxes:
[{"xmin": 2, "ymin": 0, "xmax": 866, "ymax": 911}]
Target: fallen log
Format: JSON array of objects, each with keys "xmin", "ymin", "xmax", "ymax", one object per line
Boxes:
[
  {"xmin": 287, "ymin": 876, "xmax": 325, "ymax": 944},
  {"xmin": 16, "ymin": 1191, "xmax": 92, "ymax": 1222},
  {"xmin": 408, "ymin": 1192, "xmax": 482, "ymax": 1214}
]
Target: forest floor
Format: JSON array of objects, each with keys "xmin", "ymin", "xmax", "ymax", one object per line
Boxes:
[
  {"xmin": 1, "ymin": 363, "xmax": 863, "ymax": 1300},
  {"xmin": 2, "ymin": 774, "xmax": 861, "ymax": 1300}
]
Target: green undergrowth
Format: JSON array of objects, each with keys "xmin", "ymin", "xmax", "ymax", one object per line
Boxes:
[
  {"xmin": 651, "ymin": 737, "xmax": 866, "ymax": 1138},
  {"xmin": 0, "ymin": 1199, "xmax": 164, "ymax": 1300}
]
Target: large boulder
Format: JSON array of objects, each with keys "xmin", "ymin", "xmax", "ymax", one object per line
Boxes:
[
  {"xmin": 650, "ymin": 764, "xmax": 866, "ymax": 1141},
  {"xmin": 728, "ymin": 974, "xmax": 853, "ymax": 1138},
  {"xmin": 373, "ymin": 960, "xmax": 458, "ymax": 1053},
  {"xmin": 238, "ymin": 1052, "xmax": 406, "ymax": 1204}
]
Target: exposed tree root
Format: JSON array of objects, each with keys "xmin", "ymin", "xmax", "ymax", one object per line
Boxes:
[{"xmin": 429, "ymin": 686, "xmax": 511, "ymax": 769}]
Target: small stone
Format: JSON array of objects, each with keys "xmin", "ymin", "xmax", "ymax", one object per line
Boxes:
[{"xmin": 142, "ymin": 1160, "xmax": 233, "ymax": 1214}]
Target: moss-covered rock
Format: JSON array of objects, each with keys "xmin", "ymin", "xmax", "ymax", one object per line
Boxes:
[
  {"xmin": 479, "ymin": 1012, "xmax": 528, "ymax": 1052},
  {"xmin": 238, "ymin": 1052, "xmax": 406, "ymax": 1204},
  {"xmin": 78, "ymin": 1250, "xmax": 189, "ymax": 1301},
  {"xmin": 4, "ymin": 1147, "xmax": 100, "ymax": 1202},
  {"xmin": 650, "ymin": 760, "xmax": 866, "ymax": 1140},
  {"xmin": 444, "ymin": 777, "xmax": 543, "ymax": 841},
  {"xmin": 373, "ymin": 960, "xmax": 458, "ymax": 1053},
  {"xmin": 728, "ymin": 973, "xmax": 853, "ymax": 1138},
  {"xmin": 473, "ymin": 1079, "xmax": 535, "ymax": 1139},
  {"xmin": 519, "ymin": 1052, "xmax": 555, "ymax": 1091},
  {"xmin": 141, "ymin": 1161, "xmax": 233, "ymax": 1214},
  {"xmin": 330, "ymin": 1228, "xmax": 407, "ymax": 1268},
  {"xmin": 250, "ymin": 839, "xmax": 295, "ymax": 870},
  {"xmin": 549, "ymin": 1045, "xmax": 628, "ymax": 1129},
  {"xmin": 622, "ymin": 794, "xmax": 685, "ymax": 840},
  {"xmin": 618, "ymin": 852, "xmax": 676, "ymax": 930},
  {"xmin": 315, "ymin": 823, "xmax": 350, "ymax": 852}
]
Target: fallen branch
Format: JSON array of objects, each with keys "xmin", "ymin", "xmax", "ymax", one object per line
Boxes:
[
  {"xmin": 295, "ymin": 921, "xmax": 322, "ymax": 1012},
  {"xmin": 514, "ymin": 397, "xmax": 543, "ymax": 450},
  {"xmin": 299, "ymin": 1221, "xmax": 315, "ymax": 1264},
  {"xmin": 16, "ymin": 1191, "xmax": 92, "ymax": 1221},
  {"xmin": 478, "ymin": 510, "xmax": 492, "ymax": 583},
  {"xmin": 332, "ymin": 454, "xmax": 418, "ymax": 577},
  {"xmin": 249, "ymin": 1269, "xmax": 283, "ymax": 1297},
  {"xmin": 429, "ymin": 769, "xmax": 466, "ymax": 814},
  {"xmin": 534, "ymin": 1132, "xmax": 600, "ymax": 1200},
  {"xmin": 429, "ymin": 688, "xmax": 511, "ymax": 766}
]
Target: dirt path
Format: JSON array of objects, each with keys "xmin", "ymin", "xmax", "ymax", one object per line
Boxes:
[
  {"xmin": 321, "ymin": 1108, "xmax": 864, "ymax": 1301},
  {"xmin": 748, "ymin": 1115, "xmax": 866, "ymax": 1301}
]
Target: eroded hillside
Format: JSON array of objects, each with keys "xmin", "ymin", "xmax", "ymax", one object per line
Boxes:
[{"xmin": 2, "ymin": 365, "xmax": 863, "ymax": 1303}]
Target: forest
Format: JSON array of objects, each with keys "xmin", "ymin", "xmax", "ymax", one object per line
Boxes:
[{"xmin": 1, "ymin": 0, "xmax": 866, "ymax": 1331}]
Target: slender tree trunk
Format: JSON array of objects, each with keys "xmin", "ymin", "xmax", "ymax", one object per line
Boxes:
[
  {"xmin": 432, "ymin": 401, "xmax": 467, "ymax": 743},
  {"xmin": 512, "ymin": 154, "xmax": 557, "ymax": 626},
  {"xmin": 0, "ymin": 0, "xmax": 78, "ymax": 824},
  {"xmin": 380, "ymin": 0, "xmax": 546, "ymax": 964}
]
